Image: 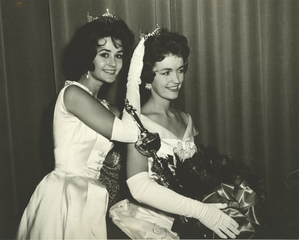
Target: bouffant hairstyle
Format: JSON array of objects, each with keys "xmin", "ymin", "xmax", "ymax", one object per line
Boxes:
[
  {"xmin": 63, "ymin": 18, "xmax": 134, "ymax": 81},
  {"xmin": 141, "ymin": 28, "xmax": 190, "ymax": 85},
  {"xmin": 140, "ymin": 28, "xmax": 190, "ymax": 104}
]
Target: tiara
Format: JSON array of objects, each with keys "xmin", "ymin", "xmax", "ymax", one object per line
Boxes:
[
  {"xmin": 140, "ymin": 24, "xmax": 166, "ymax": 40},
  {"xmin": 87, "ymin": 9, "xmax": 117, "ymax": 23}
]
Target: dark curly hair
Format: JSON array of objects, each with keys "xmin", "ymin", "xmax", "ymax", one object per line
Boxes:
[
  {"xmin": 140, "ymin": 27, "xmax": 190, "ymax": 104},
  {"xmin": 63, "ymin": 17, "xmax": 134, "ymax": 81}
]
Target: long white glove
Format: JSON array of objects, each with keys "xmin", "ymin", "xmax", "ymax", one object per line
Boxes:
[
  {"xmin": 127, "ymin": 172, "xmax": 240, "ymax": 239},
  {"xmin": 111, "ymin": 38, "xmax": 145, "ymax": 142}
]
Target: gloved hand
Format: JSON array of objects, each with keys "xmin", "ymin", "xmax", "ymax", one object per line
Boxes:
[
  {"xmin": 125, "ymin": 36, "xmax": 145, "ymax": 114},
  {"xmin": 194, "ymin": 202, "xmax": 239, "ymax": 239},
  {"xmin": 111, "ymin": 38, "xmax": 145, "ymax": 142},
  {"xmin": 127, "ymin": 172, "xmax": 240, "ymax": 239},
  {"xmin": 127, "ymin": 37, "xmax": 145, "ymax": 85},
  {"xmin": 211, "ymin": 203, "xmax": 228, "ymax": 209}
]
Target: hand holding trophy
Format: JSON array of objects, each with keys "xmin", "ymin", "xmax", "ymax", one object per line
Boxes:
[{"xmin": 124, "ymin": 99, "xmax": 161, "ymax": 159}]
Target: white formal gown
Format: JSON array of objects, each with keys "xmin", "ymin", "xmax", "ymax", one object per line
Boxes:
[
  {"xmin": 110, "ymin": 114, "xmax": 199, "ymax": 240},
  {"xmin": 17, "ymin": 81, "xmax": 115, "ymax": 239}
]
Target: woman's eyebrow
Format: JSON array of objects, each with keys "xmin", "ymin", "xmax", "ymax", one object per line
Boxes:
[
  {"xmin": 154, "ymin": 67, "xmax": 172, "ymax": 72},
  {"xmin": 97, "ymin": 49, "xmax": 123, "ymax": 53},
  {"xmin": 97, "ymin": 48, "xmax": 110, "ymax": 53}
]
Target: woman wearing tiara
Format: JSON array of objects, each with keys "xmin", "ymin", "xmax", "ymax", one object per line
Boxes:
[
  {"xmin": 16, "ymin": 10, "xmax": 145, "ymax": 239},
  {"xmin": 110, "ymin": 27, "xmax": 240, "ymax": 239}
]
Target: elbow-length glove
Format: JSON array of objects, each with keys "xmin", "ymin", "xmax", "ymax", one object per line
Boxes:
[
  {"xmin": 111, "ymin": 38, "xmax": 145, "ymax": 142},
  {"xmin": 127, "ymin": 172, "xmax": 240, "ymax": 239}
]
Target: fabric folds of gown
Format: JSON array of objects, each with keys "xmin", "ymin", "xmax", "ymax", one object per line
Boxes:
[{"xmin": 17, "ymin": 81, "xmax": 113, "ymax": 239}]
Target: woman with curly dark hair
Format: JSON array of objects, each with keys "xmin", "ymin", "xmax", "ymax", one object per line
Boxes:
[
  {"xmin": 63, "ymin": 12, "xmax": 135, "ymax": 81},
  {"xmin": 110, "ymin": 27, "xmax": 240, "ymax": 239},
  {"xmin": 16, "ymin": 10, "xmax": 145, "ymax": 239}
]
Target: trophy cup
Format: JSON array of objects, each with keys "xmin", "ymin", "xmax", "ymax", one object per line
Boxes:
[{"xmin": 124, "ymin": 99, "xmax": 161, "ymax": 159}]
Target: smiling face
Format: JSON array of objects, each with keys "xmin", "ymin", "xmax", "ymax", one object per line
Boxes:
[
  {"xmin": 90, "ymin": 37, "xmax": 123, "ymax": 83},
  {"xmin": 151, "ymin": 54, "xmax": 185, "ymax": 101}
]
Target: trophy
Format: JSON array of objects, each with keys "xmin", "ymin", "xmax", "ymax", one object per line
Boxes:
[{"xmin": 124, "ymin": 99, "xmax": 161, "ymax": 159}]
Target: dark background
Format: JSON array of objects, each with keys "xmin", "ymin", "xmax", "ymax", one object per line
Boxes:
[{"xmin": 1, "ymin": 0, "xmax": 298, "ymax": 239}]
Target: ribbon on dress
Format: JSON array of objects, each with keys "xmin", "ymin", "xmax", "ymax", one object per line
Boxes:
[{"xmin": 202, "ymin": 180, "xmax": 262, "ymax": 239}]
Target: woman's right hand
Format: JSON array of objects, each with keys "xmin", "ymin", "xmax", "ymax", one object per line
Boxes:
[
  {"xmin": 196, "ymin": 203, "xmax": 240, "ymax": 239},
  {"xmin": 127, "ymin": 37, "xmax": 145, "ymax": 83}
]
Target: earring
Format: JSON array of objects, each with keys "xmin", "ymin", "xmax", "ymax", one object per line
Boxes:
[
  {"xmin": 86, "ymin": 71, "xmax": 89, "ymax": 79},
  {"xmin": 145, "ymin": 83, "xmax": 151, "ymax": 90}
]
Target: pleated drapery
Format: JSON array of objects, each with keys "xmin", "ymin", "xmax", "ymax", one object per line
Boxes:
[{"xmin": 0, "ymin": 0, "xmax": 298, "ymax": 238}]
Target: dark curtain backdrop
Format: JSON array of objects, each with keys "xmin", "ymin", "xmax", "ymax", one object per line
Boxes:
[{"xmin": 1, "ymin": 0, "xmax": 298, "ymax": 239}]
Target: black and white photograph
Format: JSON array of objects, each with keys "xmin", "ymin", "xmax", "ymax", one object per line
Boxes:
[{"xmin": 0, "ymin": 0, "xmax": 298, "ymax": 239}]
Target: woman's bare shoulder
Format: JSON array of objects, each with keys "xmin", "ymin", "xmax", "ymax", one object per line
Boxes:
[{"xmin": 64, "ymin": 85, "xmax": 90, "ymax": 106}]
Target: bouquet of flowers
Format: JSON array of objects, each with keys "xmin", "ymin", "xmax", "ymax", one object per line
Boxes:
[{"xmin": 151, "ymin": 142, "xmax": 266, "ymax": 239}]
